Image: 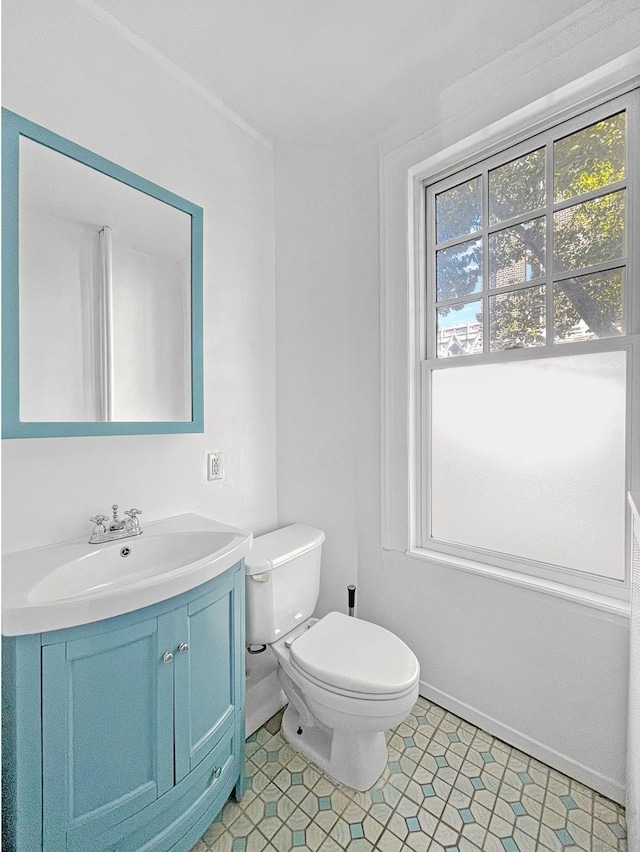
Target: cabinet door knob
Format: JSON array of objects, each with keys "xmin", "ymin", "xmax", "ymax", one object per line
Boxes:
[
  {"xmin": 177, "ymin": 642, "xmax": 189, "ymax": 654},
  {"xmin": 162, "ymin": 652, "xmax": 174, "ymax": 663},
  {"xmin": 213, "ymin": 766, "xmax": 222, "ymax": 779}
]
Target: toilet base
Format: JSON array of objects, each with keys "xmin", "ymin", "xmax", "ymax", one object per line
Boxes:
[{"xmin": 280, "ymin": 704, "xmax": 388, "ymax": 791}]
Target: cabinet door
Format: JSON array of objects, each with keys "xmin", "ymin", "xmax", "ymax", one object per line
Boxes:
[
  {"xmin": 41, "ymin": 613, "xmax": 175, "ymax": 851},
  {"xmin": 174, "ymin": 567, "xmax": 244, "ymax": 781}
]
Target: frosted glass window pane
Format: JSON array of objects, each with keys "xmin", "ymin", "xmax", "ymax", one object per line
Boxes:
[{"xmin": 430, "ymin": 350, "xmax": 626, "ymax": 579}]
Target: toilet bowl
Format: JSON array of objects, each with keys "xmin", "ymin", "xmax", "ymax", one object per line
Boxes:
[
  {"xmin": 245, "ymin": 524, "xmax": 420, "ymax": 790},
  {"xmin": 272, "ymin": 611, "xmax": 419, "ymax": 790}
]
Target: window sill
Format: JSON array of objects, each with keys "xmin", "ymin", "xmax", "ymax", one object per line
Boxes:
[{"xmin": 405, "ymin": 546, "xmax": 631, "ymax": 617}]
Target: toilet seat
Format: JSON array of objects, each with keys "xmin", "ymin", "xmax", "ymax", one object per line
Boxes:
[
  {"xmin": 288, "ymin": 656, "xmax": 418, "ymax": 705},
  {"xmin": 288, "ymin": 611, "xmax": 419, "ymax": 697}
]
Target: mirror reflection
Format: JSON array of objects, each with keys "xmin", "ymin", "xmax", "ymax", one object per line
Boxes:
[{"xmin": 19, "ymin": 137, "xmax": 192, "ymax": 423}]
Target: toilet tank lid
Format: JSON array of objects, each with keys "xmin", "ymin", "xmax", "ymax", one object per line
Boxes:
[{"xmin": 245, "ymin": 523, "xmax": 325, "ymax": 575}]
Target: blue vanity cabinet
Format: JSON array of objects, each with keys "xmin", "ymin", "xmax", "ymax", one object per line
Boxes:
[
  {"xmin": 3, "ymin": 561, "xmax": 245, "ymax": 852},
  {"xmin": 174, "ymin": 574, "xmax": 240, "ymax": 782}
]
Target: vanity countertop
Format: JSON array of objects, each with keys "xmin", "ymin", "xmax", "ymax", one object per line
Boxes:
[{"xmin": 2, "ymin": 513, "xmax": 252, "ymax": 636}]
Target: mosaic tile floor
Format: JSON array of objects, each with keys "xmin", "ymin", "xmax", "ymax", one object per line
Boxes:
[{"xmin": 191, "ymin": 697, "xmax": 627, "ymax": 852}]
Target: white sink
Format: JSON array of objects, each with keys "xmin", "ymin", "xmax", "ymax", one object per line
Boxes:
[
  {"xmin": 2, "ymin": 514, "xmax": 252, "ymax": 636},
  {"xmin": 28, "ymin": 530, "xmax": 238, "ymax": 603}
]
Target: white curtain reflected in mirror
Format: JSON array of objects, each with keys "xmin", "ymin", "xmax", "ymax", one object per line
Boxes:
[{"xmin": 19, "ymin": 136, "xmax": 192, "ymax": 422}]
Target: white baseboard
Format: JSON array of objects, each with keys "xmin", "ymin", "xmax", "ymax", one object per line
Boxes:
[
  {"xmin": 245, "ymin": 669, "xmax": 287, "ymax": 738},
  {"xmin": 419, "ymin": 680, "xmax": 625, "ymax": 806}
]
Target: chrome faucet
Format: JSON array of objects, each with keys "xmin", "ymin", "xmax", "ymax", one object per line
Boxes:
[
  {"xmin": 89, "ymin": 504, "xmax": 143, "ymax": 544},
  {"xmin": 109, "ymin": 504, "xmax": 126, "ymax": 532}
]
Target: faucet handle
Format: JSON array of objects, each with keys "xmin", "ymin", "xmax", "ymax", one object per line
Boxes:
[
  {"xmin": 124, "ymin": 508, "xmax": 143, "ymax": 533},
  {"xmin": 89, "ymin": 515, "xmax": 109, "ymax": 541}
]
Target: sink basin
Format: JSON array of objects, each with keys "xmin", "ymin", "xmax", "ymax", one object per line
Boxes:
[
  {"xmin": 28, "ymin": 531, "xmax": 237, "ymax": 603},
  {"xmin": 2, "ymin": 513, "xmax": 252, "ymax": 636}
]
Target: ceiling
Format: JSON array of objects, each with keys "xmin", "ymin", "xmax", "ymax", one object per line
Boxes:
[{"xmin": 93, "ymin": 0, "xmax": 591, "ymax": 146}]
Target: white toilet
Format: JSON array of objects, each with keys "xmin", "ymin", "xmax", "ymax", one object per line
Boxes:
[{"xmin": 245, "ymin": 523, "xmax": 420, "ymax": 791}]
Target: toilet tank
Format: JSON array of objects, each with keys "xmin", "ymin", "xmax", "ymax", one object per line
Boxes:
[{"xmin": 245, "ymin": 524, "xmax": 325, "ymax": 646}]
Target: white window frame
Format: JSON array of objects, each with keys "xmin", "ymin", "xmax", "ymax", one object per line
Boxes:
[{"xmin": 382, "ymin": 58, "xmax": 640, "ymax": 616}]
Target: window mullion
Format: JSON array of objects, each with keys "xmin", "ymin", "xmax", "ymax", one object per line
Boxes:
[
  {"xmin": 545, "ymin": 138, "xmax": 554, "ymax": 344},
  {"xmin": 551, "ymin": 178, "xmax": 627, "ymax": 212},
  {"xmin": 482, "ymin": 166, "xmax": 489, "ymax": 352}
]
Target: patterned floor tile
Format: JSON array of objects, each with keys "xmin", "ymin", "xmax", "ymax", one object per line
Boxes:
[{"xmin": 192, "ymin": 699, "xmax": 627, "ymax": 852}]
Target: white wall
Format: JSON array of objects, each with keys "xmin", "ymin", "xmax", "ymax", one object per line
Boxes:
[
  {"xmin": 274, "ymin": 3, "xmax": 640, "ymax": 802},
  {"xmin": 1, "ymin": 0, "xmax": 278, "ymax": 552},
  {"xmin": 274, "ymin": 147, "xmax": 361, "ymax": 617}
]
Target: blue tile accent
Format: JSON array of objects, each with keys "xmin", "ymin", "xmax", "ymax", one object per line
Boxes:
[
  {"xmin": 291, "ymin": 772, "xmax": 304, "ymax": 785},
  {"xmin": 444, "ymin": 847, "xmax": 460, "ymax": 852},
  {"xmin": 510, "ymin": 801, "xmax": 527, "ymax": 816},
  {"xmin": 265, "ymin": 802, "xmax": 278, "ymax": 817},
  {"xmin": 406, "ymin": 816, "xmax": 421, "ymax": 832},
  {"xmin": 435, "ymin": 756, "xmax": 448, "ymax": 768},
  {"xmin": 292, "ymin": 829, "xmax": 306, "ymax": 846},
  {"xmin": 447, "ymin": 732, "xmax": 460, "ymax": 742},
  {"xmin": 246, "ymin": 732, "xmax": 258, "ymax": 743},
  {"xmin": 350, "ymin": 823, "xmax": 365, "ymax": 839},
  {"xmin": 517, "ymin": 771, "xmax": 533, "ymax": 785},
  {"xmin": 416, "ymin": 715, "xmax": 428, "ymax": 725},
  {"xmin": 459, "ymin": 808, "xmax": 474, "ymax": 824},
  {"xmin": 403, "ymin": 736, "xmax": 416, "ymax": 747},
  {"xmin": 371, "ymin": 789, "xmax": 385, "ymax": 804},
  {"xmin": 318, "ymin": 796, "xmax": 332, "ymax": 810},
  {"xmin": 232, "ymin": 839, "xmax": 247, "ymax": 852},
  {"xmin": 501, "ymin": 839, "xmax": 519, "ymax": 852},
  {"xmin": 481, "ymin": 752, "xmax": 495, "ymax": 763},
  {"xmin": 559, "ymin": 795, "xmax": 578, "ymax": 810},
  {"xmin": 266, "ymin": 751, "xmax": 279, "ymax": 762},
  {"xmin": 421, "ymin": 784, "xmax": 435, "ymax": 797},
  {"xmin": 608, "ymin": 822, "xmax": 626, "ymax": 839},
  {"xmin": 555, "ymin": 827, "xmax": 575, "ymax": 846},
  {"xmin": 389, "ymin": 760, "xmax": 402, "ymax": 774},
  {"xmin": 471, "ymin": 777, "xmax": 485, "ymax": 790}
]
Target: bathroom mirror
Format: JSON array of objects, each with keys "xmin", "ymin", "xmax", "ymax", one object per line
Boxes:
[{"xmin": 1, "ymin": 109, "xmax": 204, "ymax": 437}]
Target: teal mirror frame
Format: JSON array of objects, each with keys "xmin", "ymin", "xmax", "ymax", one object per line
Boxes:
[{"xmin": 1, "ymin": 108, "xmax": 204, "ymax": 438}]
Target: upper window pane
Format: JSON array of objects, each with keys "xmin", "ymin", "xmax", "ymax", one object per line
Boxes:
[
  {"xmin": 489, "ymin": 148, "xmax": 546, "ymax": 224},
  {"xmin": 435, "ymin": 177, "xmax": 482, "ymax": 243},
  {"xmin": 554, "ymin": 112, "xmax": 626, "ymax": 202},
  {"xmin": 489, "ymin": 217, "xmax": 545, "ymax": 289},
  {"xmin": 436, "ymin": 238, "xmax": 482, "ymax": 302},
  {"xmin": 489, "ymin": 285, "xmax": 546, "ymax": 352},
  {"xmin": 436, "ymin": 300, "xmax": 483, "ymax": 358},
  {"xmin": 553, "ymin": 270, "xmax": 624, "ymax": 343},
  {"xmin": 553, "ymin": 190, "xmax": 625, "ymax": 273}
]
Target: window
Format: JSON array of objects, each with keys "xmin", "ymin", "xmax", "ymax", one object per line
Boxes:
[{"xmin": 418, "ymin": 93, "xmax": 638, "ymax": 600}]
